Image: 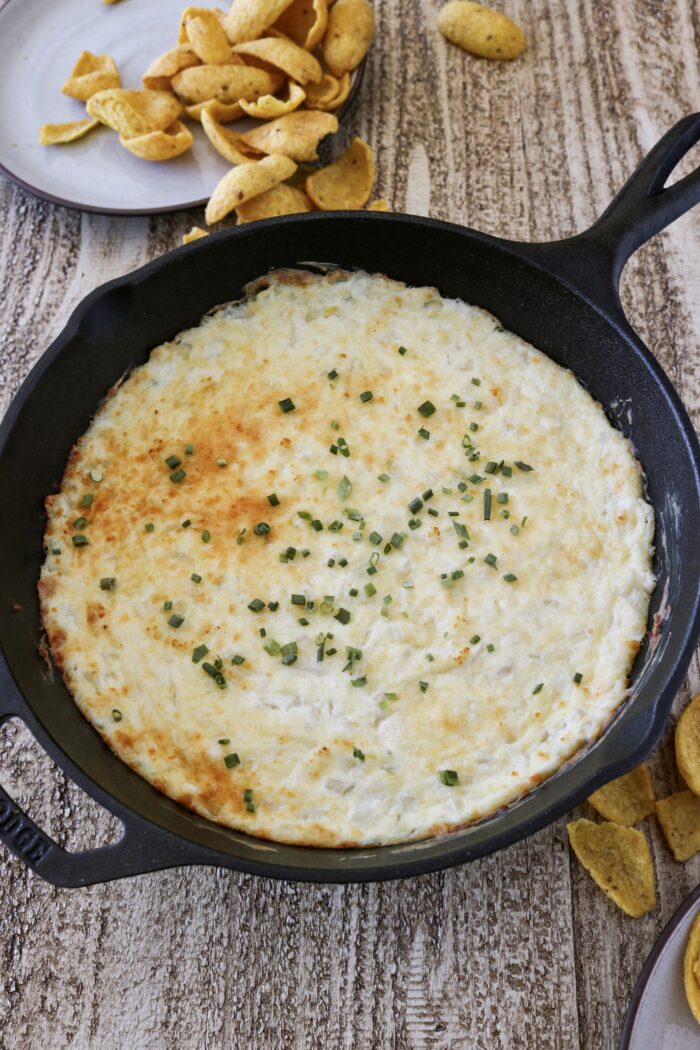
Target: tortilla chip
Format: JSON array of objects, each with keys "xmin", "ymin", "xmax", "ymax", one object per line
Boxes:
[
  {"xmin": 86, "ymin": 89, "xmax": 183, "ymax": 138},
  {"xmin": 684, "ymin": 911, "xmax": 700, "ymax": 1025},
  {"xmin": 205, "ymin": 154, "xmax": 298, "ymax": 224},
  {"xmin": 232, "ymin": 36, "xmax": 322, "ymax": 84},
  {"xmin": 567, "ymin": 818, "xmax": 656, "ymax": 917},
  {"xmin": 656, "ymin": 791, "xmax": 700, "ymax": 862},
  {"xmin": 303, "ymin": 73, "xmax": 340, "ymax": 108},
  {"xmin": 239, "ymin": 80, "xmax": 306, "ymax": 118},
  {"xmin": 182, "ymin": 226, "xmax": 209, "ymax": 244},
  {"xmin": 62, "ymin": 51, "xmax": 120, "ymax": 102},
  {"xmin": 676, "ymin": 693, "xmax": 700, "ymax": 796},
  {"xmin": 119, "ymin": 120, "xmax": 194, "ymax": 161},
  {"xmin": 587, "ymin": 765, "xmax": 655, "ymax": 827},
  {"xmin": 39, "ymin": 118, "xmax": 101, "ymax": 146},
  {"xmin": 185, "ymin": 99, "xmax": 244, "ymax": 123},
  {"xmin": 201, "ymin": 106, "xmax": 265, "ymax": 162},
  {"xmin": 323, "ymin": 0, "xmax": 375, "ymax": 76},
  {"xmin": 240, "ymin": 110, "xmax": 338, "ymax": 162},
  {"xmin": 224, "ymin": 0, "xmax": 297, "ymax": 43},
  {"xmin": 171, "ymin": 64, "xmax": 280, "ymax": 105},
  {"xmin": 184, "ymin": 10, "xmax": 233, "ymax": 64},
  {"xmin": 236, "ymin": 182, "xmax": 313, "ymax": 221},
  {"xmin": 367, "ymin": 198, "xmax": 389, "ymax": 211},
  {"xmin": 143, "ymin": 46, "xmax": 200, "ymax": 91},
  {"xmin": 305, "ymin": 137, "xmax": 374, "ymax": 209},
  {"xmin": 274, "ymin": 0, "xmax": 328, "ymax": 51}
]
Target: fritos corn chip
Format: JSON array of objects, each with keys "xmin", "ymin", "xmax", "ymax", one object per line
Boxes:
[
  {"xmin": 236, "ymin": 182, "xmax": 313, "ymax": 222},
  {"xmin": 567, "ymin": 818, "xmax": 656, "ymax": 917},
  {"xmin": 684, "ymin": 912, "xmax": 700, "ymax": 1026},
  {"xmin": 224, "ymin": 0, "xmax": 297, "ymax": 43},
  {"xmin": 367, "ymin": 198, "xmax": 389, "ymax": 211},
  {"xmin": 62, "ymin": 51, "xmax": 120, "ymax": 102},
  {"xmin": 201, "ymin": 106, "xmax": 265, "ymax": 162},
  {"xmin": 656, "ymin": 791, "xmax": 700, "ymax": 862},
  {"xmin": 120, "ymin": 119, "xmax": 194, "ymax": 161},
  {"xmin": 305, "ymin": 70, "xmax": 350, "ymax": 110},
  {"xmin": 171, "ymin": 64, "xmax": 281, "ymax": 105},
  {"xmin": 239, "ymin": 80, "xmax": 306, "ymax": 118},
  {"xmin": 676, "ymin": 693, "xmax": 700, "ymax": 796},
  {"xmin": 205, "ymin": 154, "xmax": 297, "ymax": 223},
  {"xmin": 143, "ymin": 46, "xmax": 200, "ymax": 92},
  {"xmin": 303, "ymin": 73, "xmax": 340, "ymax": 108},
  {"xmin": 587, "ymin": 765, "xmax": 655, "ymax": 827},
  {"xmin": 306, "ymin": 137, "xmax": 374, "ymax": 209},
  {"xmin": 182, "ymin": 226, "xmax": 210, "ymax": 244},
  {"xmin": 438, "ymin": 1, "xmax": 526, "ymax": 61},
  {"xmin": 274, "ymin": 0, "xmax": 328, "ymax": 51},
  {"xmin": 185, "ymin": 10, "xmax": 233, "ymax": 64},
  {"xmin": 185, "ymin": 99, "xmax": 244, "ymax": 123},
  {"xmin": 87, "ymin": 89, "xmax": 183, "ymax": 138},
  {"xmin": 240, "ymin": 109, "xmax": 338, "ymax": 162},
  {"xmin": 232, "ymin": 36, "xmax": 322, "ymax": 84},
  {"xmin": 39, "ymin": 119, "xmax": 101, "ymax": 146},
  {"xmin": 323, "ymin": 0, "xmax": 375, "ymax": 76}
]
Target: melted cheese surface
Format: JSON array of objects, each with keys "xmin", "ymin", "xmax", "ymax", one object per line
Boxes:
[{"xmin": 39, "ymin": 271, "xmax": 655, "ymax": 846}]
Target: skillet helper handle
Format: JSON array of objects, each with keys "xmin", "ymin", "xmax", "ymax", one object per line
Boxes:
[
  {"xmin": 530, "ymin": 113, "xmax": 700, "ymax": 311},
  {"xmin": 0, "ymin": 707, "xmax": 196, "ymax": 887}
]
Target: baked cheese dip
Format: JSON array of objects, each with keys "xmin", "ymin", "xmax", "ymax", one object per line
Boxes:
[{"xmin": 39, "ymin": 270, "xmax": 655, "ymax": 847}]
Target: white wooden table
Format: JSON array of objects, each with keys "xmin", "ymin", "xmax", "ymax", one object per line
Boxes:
[{"xmin": 1, "ymin": 2, "xmax": 699, "ymax": 1046}]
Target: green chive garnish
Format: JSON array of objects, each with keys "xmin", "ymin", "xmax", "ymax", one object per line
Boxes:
[
  {"xmin": 231, "ymin": 654, "xmax": 245, "ymax": 665},
  {"xmin": 417, "ymin": 427, "xmax": 430, "ymax": 440},
  {"xmin": 533, "ymin": 683, "xmax": 544, "ymax": 695},
  {"xmin": 471, "ymin": 377, "xmax": 481, "ymax": 386},
  {"xmin": 279, "ymin": 397, "xmax": 295, "ymax": 413},
  {"xmin": 71, "ymin": 535, "xmax": 88, "ymax": 548},
  {"xmin": 224, "ymin": 753, "xmax": 240, "ymax": 769},
  {"xmin": 338, "ymin": 475, "xmax": 352, "ymax": 500},
  {"xmin": 378, "ymin": 473, "xmax": 390, "ymax": 483},
  {"xmin": 515, "ymin": 461, "xmax": 534, "ymax": 472},
  {"xmin": 79, "ymin": 494, "xmax": 93, "ymax": 508},
  {"xmin": 112, "ymin": 708, "xmax": 122, "ymax": 722},
  {"xmin": 165, "ymin": 455, "xmax": 181, "ymax": 469},
  {"xmin": 280, "ymin": 641, "xmax": 298, "ymax": 665},
  {"xmin": 170, "ymin": 468, "xmax": 186, "ymax": 483},
  {"xmin": 145, "ymin": 523, "xmax": 155, "ymax": 533},
  {"xmin": 168, "ymin": 613, "xmax": 184, "ymax": 628},
  {"xmin": 352, "ymin": 747, "xmax": 365, "ymax": 761},
  {"xmin": 351, "ymin": 676, "xmax": 367, "ymax": 687},
  {"xmin": 193, "ymin": 644, "xmax": 208, "ymax": 663},
  {"xmin": 248, "ymin": 599, "xmax": 265, "ymax": 612},
  {"xmin": 364, "ymin": 582, "xmax": 377, "ymax": 596},
  {"xmin": 236, "ymin": 528, "xmax": 246, "ymax": 545},
  {"xmin": 253, "ymin": 522, "xmax": 270, "ymax": 536},
  {"xmin": 418, "ymin": 401, "xmax": 436, "ymax": 417},
  {"xmin": 335, "ymin": 608, "xmax": 350, "ymax": 625},
  {"xmin": 99, "ymin": 577, "xmax": 116, "ymax": 591},
  {"xmin": 164, "ymin": 600, "xmax": 173, "ymax": 610},
  {"xmin": 483, "ymin": 489, "xmax": 492, "ymax": 520},
  {"xmin": 419, "ymin": 681, "xmax": 429, "ymax": 693},
  {"xmin": 267, "ymin": 493, "xmax": 280, "ymax": 506},
  {"xmin": 201, "ymin": 530, "xmax": 210, "ymax": 542},
  {"xmin": 182, "ymin": 519, "xmax": 191, "ymax": 529},
  {"xmin": 503, "ymin": 573, "xmax": 518, "ymax": 583},
  {"xmin": 291, "ymin": 593, "xmax": 305, "ymax": 606},
  {"xmin": 191, "ymin": 573, "xmax": 201, "ymax": 583},
  {"xmin": 398, "ymin": 346, "xmax": 408, "ymax": 356},
  {"xmin": 359, "ymin": 391, "xmax": 373, "ymax": 403},
  {"xmin": 184, "ymin": 444, "xmax": 194, "ymax": 455},
  {"xmin": 217, "ymin": 458, "xmax": 228, "ymax": 467},
  {"xmin": 573, "ymin": 672, "xmax": 583, "ymax": 684},
  {"xmin": 439, "ymin": 770, "xmax": 459, "ymax": 786},
  {"xmin": 484, "ymin": 553, "xmax": 498, "ymax": 568},
  {"xmin": 328, "ymin": 369, "xmax": 338, "ymax": 380}
]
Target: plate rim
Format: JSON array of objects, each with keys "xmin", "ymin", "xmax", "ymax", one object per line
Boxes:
[
  {"xmin": 0, "ymin": 0, "xmax": 366, "ymax": 216},
  {"xmin": 618, "ymin": 883, "xmax": 700, "ymax": 1048}
]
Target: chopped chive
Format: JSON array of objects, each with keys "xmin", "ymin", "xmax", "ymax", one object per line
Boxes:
[
  {"xmin": 112, "ymin": 708, "xmax": 122, "ymax": 722},
  {"xmin": 510, "ymin": 525, "xmax": 520, "ymax": 536},
  {"xmin": 439, "ymin": 769, "xmax": 459, "ymax": 786},
  {"xmin": 243, "ymin": 788, "xmax": 255, "ymax": 812},
  {"xmin": 483, "ymin": 489, "xmax": 492, "ymax": 520},
  {"xmin": 236, "ymin": 528, "xmax": 246, "ymax": 545},
  {"xmin": 573, "ymin": 672, "xmax": 583, "ymax": 684},
  {"xmin": 278, "ymin": 398, "xmax": 295, "ymax": 413},
  {"xmin": 349, "ymin": 587, "xmax": 359, "ymax": 597},
  {"xmin": 474, "ymin": 400, "xmax": 482, "ymax": 410},
  {"xmin": 335, "ymin": 608, "xmax": 350, "ymax": 625},
  {"xmin": 497, "ymin": 493, "xmax": 508, "ymax": 505},
  {"xmin": 145, "ymin": 523, "xmax": 155, "ymax": 533},
  {"xmin": 192, "ymin": 644, "xmax": 209, "ymax": 663},
  {"xmin": 232, "ymin": 654, "xmax": 245, "ymax": 665},
  {"xmin": 184, "ymin": 444, "xmax": 194, "ymax": 455},
  {"xmin": 487, "ymin": 643, "xmax": 495, "ymax": 653},
  {"xmin": 338, "ymin": 475, "xmax": 352, "ymax": 500},
  {"xmin": 417, "ymin": 427, "xmax": 430, "ymax": 439},
  {"xmin": 533, "ymin": 683, "xmax": 544, "ymax": 695},
  {"xmin": 368, "ymin": 531, "xmax": 382, "ymax": 545},
  {"xmin": 71, "ymin": 535, "xmax": 89, "ymax": 548},
  {"xmin": 328, "ymin": 369, "xmax": 338, "ymax": 380},
  {"xmin": 418, "ymin": 400, "xmax": 436, "ymax": 417},
  {"xmin": 428, "ymin": 508, "xmax": 439, "ymax": 517},
  {"xmin": 453, "ymin": 520, "xmax": 469, "ymax": 540},
  {"xmin": 469, "ymin": 422, "xmax": 479, "ymax": 433},
  {"xmin": 471, "ymin": 377, "xmax": 481, "ymax": 386},
  {"xmin": 503, "ymin": 573, "xmax": 518, "ymax": 583},
  {"xmin": 364, "ymin": 582, "xmax": 377, "ymax": 597},
  {"xmin": 218, "ymin": 739, "xmax": 230, "ymax": 745},
  {"xmin": 515, "ymin": 461, "xmax": 534, "ymax": 472},
  {"xmin": 419, "ymin": 681, "xmax": 429, "ymax": 693},
  {"xmin": 398, "ymin": 346, "xmax": 408, "ymax": 356},
  {"xmin": 290, "ymin": 594, "xmax": 306, "ymax": 606},
  {"xmin": 268, "ymin": 601, "xmax": 279, "ymax": 611},
  {"xmin": 281, "ymin": 642, "xmax": 298, "ymax": 665},
  {"xmin": 73, "ymin": 516, "xmax": 88, "ymax": 530},
  {"xmin": 378, "ymin": 473, "xmax": 391, "ymax": 483},
  {"xmin": 267, "ymin": 493, "xmax": 280, "ymax": 507},
  {"xmin": 79, "ymin": 494, "xmax": 94, "ymax": 508},
  {"xmin": 164, "ymin": 600, "xmax": 173, "ymax": 610},
  {"xmin": 216, "ymin": 458, "xmax": 228, "ymax": 468},
  {"xmin": 168, "ymin": 613, "xmax": 184, "ymax": 628},
  {"xmin": 182, "ymin": 519, "xmax": 191, "ymax": 529},
  {"xmin": 468, "ymin": 474, "xmax": 484, "ymax": 484},
  {"xmin": 165, "ymin": 455, "xmax": 181, "ymax": 469},
  {"xmin": 352, "ymin": 747, "xmax": 365, "ymax": 761},
  {"xmin": 253, "ymin": 522, "xmax": 270, "ymax": 536},
  {"xmin": 224, "ymin": 753, "xmax": 240, "ymax": 769},
  {"xmin": 484, "ymin": 462, "xmax": 498, "ymax": 475},
  {"xmin": 170, "ymin": 468, "xmax": 186, "ymax": 483},
  {"xmin": 408, "ymin": 497, "xmax": 423, "ymax": 514},
  {"xmin": 99, "ymin": 577, "xmax": 116, "ymax": 591},
  {"xmin": 351, "ymin": 676, "xmax": 367, "ymax": 687},
  {"xmin": 51, "ymin": 547, "xmax": 61, "ymax": 555},
  {"xmin": 470, "ymin": 635, "xmax": 481, "ymax": 645},
  {"xmin": 248, "ymin": 598, "xmax": 265, "ymax": 612},
  {"xmin": 311, "ymin": 519, "xmax": 323, "ymax": 531},
  {"xmin": 359, "ymin": 391, "xmax": 373, "ymax": 403},
  {"xmin": 500, "ymin": 465, "xmax": 513, "ymax": 477},
  {"xmin": 314, "ymin": 469, "xmax": 329, "ymax": 481},
  {"xmin": 408, "ymin": 518, "xmax": 421, "ymax": 530},
  {"xmin": 484, "ymin": 553, "xmax": 498, "ymax": 568},
  {"xmin": 191, "ymin": 573, "xmax": 201, "ymax": 583},
  {"xmin": 201, "ymin": 530, "xmax": 211, "ymax": 542}
]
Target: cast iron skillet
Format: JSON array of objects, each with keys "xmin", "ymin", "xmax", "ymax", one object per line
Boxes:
[{"xmin": 1, "ymin": 116, "xmax": 700, "ymax": 887}]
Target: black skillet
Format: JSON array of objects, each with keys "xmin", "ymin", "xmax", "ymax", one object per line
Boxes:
[{"xmin": 1, "ymin": 115, "xmax": 700, "ymax": 887}]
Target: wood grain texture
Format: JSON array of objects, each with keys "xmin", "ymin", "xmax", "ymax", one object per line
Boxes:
[{"xmin": 1, "ymin": 1, "xmax": 700, "ymax": 1047}]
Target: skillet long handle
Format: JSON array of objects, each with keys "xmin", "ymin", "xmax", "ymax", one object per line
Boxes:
[
  {"xmin": 525, "ymin": 113, "xmax": 700, "ymax": 313},
  {"xmin": 0, "ymin": 708, "xmax": 198, "ymax": 887}
]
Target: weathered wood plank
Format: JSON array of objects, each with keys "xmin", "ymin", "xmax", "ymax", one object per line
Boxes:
[{"xmin": 1, "ymin": 1, "xmax": 700, "ymax": 1048}]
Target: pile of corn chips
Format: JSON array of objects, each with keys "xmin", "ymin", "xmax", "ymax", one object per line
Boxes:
[
  {"xmin": 39, "ymin": 0, "xmax": 387, "ymax": 228},
  {"xmin": 567, "ymin": 692, "xmax": 700, "ymax": 924}
]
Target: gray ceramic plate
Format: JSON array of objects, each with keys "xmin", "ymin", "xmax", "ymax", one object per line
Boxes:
[
  {"xmin": 619, "ymin": 885, "xmax": 700, "ymax": 1048},
  {"xmin": 0, "ymin": 0, "xmax": 363, "ymax": 215}
]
